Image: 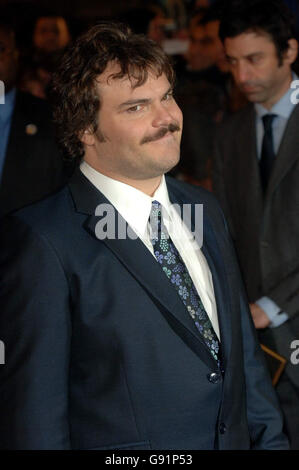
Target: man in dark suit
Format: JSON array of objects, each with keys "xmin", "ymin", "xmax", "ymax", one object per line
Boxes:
[
  {"xmin": 213, "ymin": 0, "xmax": 299, "ymax": 449},
  {"xmin": 0, "ymin": 19, "xmax": 67, "ymax": 217},
  {"xmin": 0, "ymin": 22, "xmax": 289, "ymax": 450}
]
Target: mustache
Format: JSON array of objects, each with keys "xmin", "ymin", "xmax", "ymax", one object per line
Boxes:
[{"xmin": 140, "ymin": 122, "xmax": 181, "ymax": 145}]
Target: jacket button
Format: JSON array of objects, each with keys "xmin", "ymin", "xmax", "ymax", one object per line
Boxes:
[
  {"xmin": 207, "ymin": 372, "xmax": 221, "ymax": 384},
  {"xmin": 219, "ymin": 423, "xmax": 227, "ymax": 434}
]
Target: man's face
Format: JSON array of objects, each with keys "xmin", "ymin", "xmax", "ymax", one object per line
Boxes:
[
  {"xmin": 147, "ymin": 15, "xmax": 166, "ymax": 45},
  {"xmin": 0, "ymin": 28, "xmax": 18, "ymax": 92},
  {"xmin": 188, "ymin": 24, "xmax": 215, "ymax": 71},
  {"xmin": 204, "ymin": 21, "xmax": 229, "ymax": 73},
  {"xmin": 187, "ymin": 21, "xmax": 228, "ymax": 72},
  {"xmin": 33, "ymin": 17, "xmax": 70, "ymax": 52},
  {"xmin": 225, "ymin": 32, "xmax": 297, "ymax": 109},
  {"xmin": 83, "ymin": 63, "xmax": 183, "ymax": 189}
]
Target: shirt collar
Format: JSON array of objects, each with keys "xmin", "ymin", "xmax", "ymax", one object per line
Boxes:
[
  {"xmin": 0, "ymin": 87, "xmax": 16, "ymax": 122},
  {"xmin": 80, "ymin": 160, "xmax": 172, "ymax": 238},
  {"xmin": 255, "ymin": 73, "xmax": 298, "ymax": 120}
]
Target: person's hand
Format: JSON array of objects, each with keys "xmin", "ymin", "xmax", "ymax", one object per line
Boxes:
[{"xmin": 249, "ymin": 303, "xmax": 271, "ymax": 329}]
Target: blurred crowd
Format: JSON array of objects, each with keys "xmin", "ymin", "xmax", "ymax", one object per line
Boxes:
[{"xmin": 1, "ymin": 0, "xmax": 299, "ymax": 195}]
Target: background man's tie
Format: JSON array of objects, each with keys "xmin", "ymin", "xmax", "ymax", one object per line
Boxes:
[
  {"xmin": 260, "ymin": 114, "xmax": 277, "ymax": 191},
  {"xmin": 149, "ymin": 200, "xmax": 222, "ymax": 368}
]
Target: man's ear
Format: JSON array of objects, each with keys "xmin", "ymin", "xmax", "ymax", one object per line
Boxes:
[
  {"xmin": 80, "ymin": 128, "xmax": 95, "ymax": 146},
  {"xmin": 284, "ymin": 38, "xmax": 299, "ymax": 65}
]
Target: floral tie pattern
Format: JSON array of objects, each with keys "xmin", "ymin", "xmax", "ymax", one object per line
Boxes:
[{"xmin": 149, "ymin": 200, "xmax": 221, "ymax": 368}]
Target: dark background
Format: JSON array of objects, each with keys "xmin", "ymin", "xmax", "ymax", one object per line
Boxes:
[
  {"xmin": 0, "ymin": 0, "xmax": 143, "ymax": 18},
  {"xmin": 0, "ymin": 0, "xmax": 197, "ymax": 47}
]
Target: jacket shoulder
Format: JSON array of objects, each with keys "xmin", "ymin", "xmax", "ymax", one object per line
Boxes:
[
  {"xmin": 14, "ymin": 91, "xmax": 54, "ymax": 125},
  {"xmin": 2, "ymin": 185, "xmax": 72, "ymax": 235},
  {"xmin": 217, "ymin": 104, "xmax": 254, "ymax": 135},
  {"xmin": 166, "ymin": 175, "xmax": 225, "ymax": 222}
]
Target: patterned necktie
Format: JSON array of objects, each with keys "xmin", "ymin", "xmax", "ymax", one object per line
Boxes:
[
  {"xmin": 149, "ymin": 200, "xmax": 222, "ymax": 368},
  {"xmin": 260, "ymin": 114, "xmax": 277, "ymax": 191}
]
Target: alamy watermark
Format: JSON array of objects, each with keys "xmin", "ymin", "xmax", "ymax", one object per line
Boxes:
[
  {"xmin": 0, "ymin": 340, "xmax": 5, "ymax": 364},
  {"xmin": 290, "ymin": 340, "xmax": 299, "ymax": 365},
  {"xmin": 94, "ymin": 203, "xmax": 204, "ymax": 248},
  {"xmin": 290, "ymin": 80, "xmax": 299, "ymax": 104},
  {"xmin": 0, "ymin": 80, "xmax": 5, "ymax": 104}
]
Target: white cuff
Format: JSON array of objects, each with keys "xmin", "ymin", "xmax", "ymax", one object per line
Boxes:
[{"xmin": 256, "ymin": 296, "xmax": 289, "ymax": 328}]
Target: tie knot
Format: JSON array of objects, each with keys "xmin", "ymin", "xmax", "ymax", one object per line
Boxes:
[
  {"xmin": 150, "ymin": 200, "xmax": 162, "ymax": 221},
  {"xmin": 149, "ymin": 200, "xmax": 170, "ymax": 243},
  {"xmin": 151, "ymin": 200, "xmax": 161, "ymax": 211},
  {"xmin": 262, "ymin": 114, "xmax": 277, "ymax": 131}
]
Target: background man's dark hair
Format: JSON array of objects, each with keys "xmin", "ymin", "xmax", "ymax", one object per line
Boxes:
[
  {"xmin": 198, "ymin": 0, "xmax": 225, "ymax": 27},
  {"xmin": 118, "ymin": 8, "xmax": 157, "ymax": 35},
  {"xmin": 219, "ymin": 0, "xmax": 297, "ymax": 64},
  {"xmin": 51, "ymin": 22, "xmax": 175, "ymax": 164}
]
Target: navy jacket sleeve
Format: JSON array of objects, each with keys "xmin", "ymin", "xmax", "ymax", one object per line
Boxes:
[{"xmin": 221, "ymin": 212, "xmax": 289, "ymax": 449}]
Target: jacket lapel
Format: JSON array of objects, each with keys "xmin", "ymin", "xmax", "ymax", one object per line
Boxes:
[
  {"xmin": 201, "ymin": 232, "xmax": 232, "ymax": 371},
  {"xmin": 167, "ymin": 180, "xmax": 232, "ymax": 370},
  {"xmin": 69, "ymin": 170, "xmax": 219, "ymax": 371},
  {"xmin": 234, "ymin": 106, "xmax": 264, "ymax": 219},
  {"xmin": 267, "ymin": 104, "xmax": 299, "ymax": 198}
]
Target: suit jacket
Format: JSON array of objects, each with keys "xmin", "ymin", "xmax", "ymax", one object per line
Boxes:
[
  {"xmin": 213, "ymin": 103, "xmax": 299, "ymax": 387},
  {"xmin": 0, "ymin": 91, "xmax": 68, "ymax": 217},
  {"xmin": 0, "ymin": 170, "xmax": 288, "ymax": 450}
]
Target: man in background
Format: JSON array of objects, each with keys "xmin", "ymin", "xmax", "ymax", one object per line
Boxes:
[
  {"xmin": 174, "ymin": 3, "xmax": 246, "ymax": 188},
  {"xmin": 213, "ymin": 0, "xmax": 299, "ymax": 449},
  {"xmin": 0, "ymin": 17, "xmax": 67, "ymax": 216}
]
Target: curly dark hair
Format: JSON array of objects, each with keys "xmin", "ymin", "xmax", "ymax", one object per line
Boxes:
[
  {"xmin": 219, "ymin": 0, "xmax": 297, "ymax": 64},
  {"xmin": 51, "ymin": 22, "xmax": 175, "ymax": 163}
]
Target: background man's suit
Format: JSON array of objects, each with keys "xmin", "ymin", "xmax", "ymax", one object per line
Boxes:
[
  {"xmin": 213, "ymin": 103, "xmax": 299, "ymax": 445},
  {"xmin": 0, "ymin": 91, "xmax": 68, "ymax": 217},
  {"xmin": 0, "ymin": 169, "xmax": 288, "ymax": 450}
]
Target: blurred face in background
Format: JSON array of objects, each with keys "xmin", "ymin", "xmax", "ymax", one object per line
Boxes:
[
  {"xmin": 187, "ymin": 23, "xmax": 214, "ymax": 70},
  {"xmin": 0, "ymin": 27, "xmax": 18, "ymax": 92},
  {"xmin": 33, "ymin": 16, "xmax": 71, "ymax": 53},
  {"xmin": 187, "ymin": 20, "xmax": 229, "ymax": 72},
  {"xmin": 195, "ymin": 0, "xmax": 210, "ymax": 7},
  {"xmin": 204, "ymin": 20, "xmax": 229, "ymax": 73},
  {"xmin": 147, "ymin": 14, "xmax": 167, "ymax": 45}
]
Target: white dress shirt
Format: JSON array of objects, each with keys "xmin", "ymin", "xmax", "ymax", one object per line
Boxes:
[
  {"xmin": 255, "ymin": 73, "xmax": 298, "ymax": 159},
  {"xmin": 80, "ymin": 161, "xmax": 220, "ymax": 339}
]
